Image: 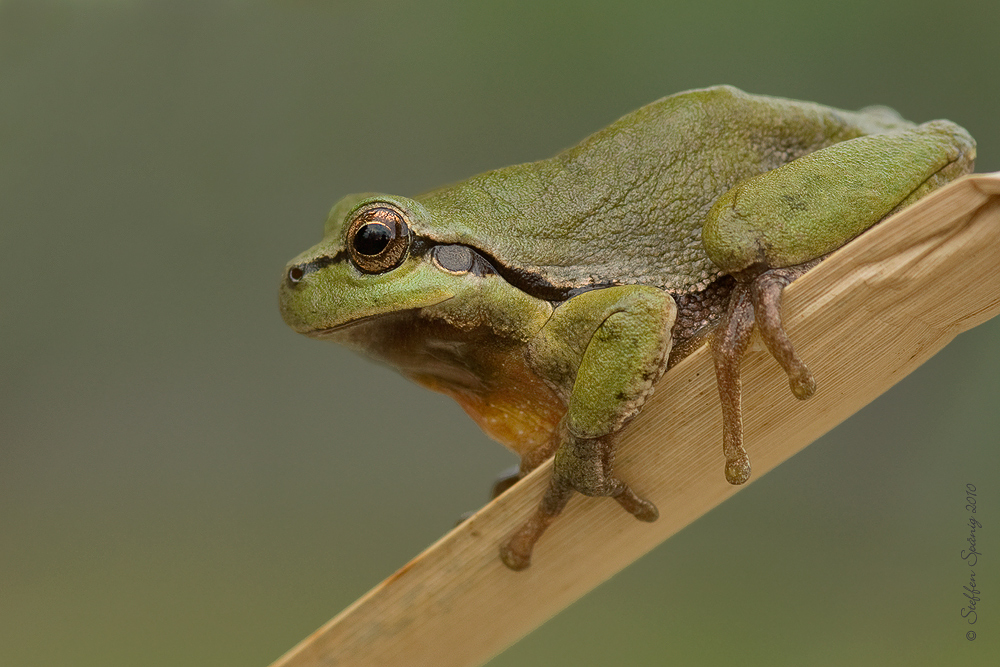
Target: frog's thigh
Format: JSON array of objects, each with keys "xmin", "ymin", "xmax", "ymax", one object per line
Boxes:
[{"xmin": 703, "ymin": 119, "xmax": 976, "ymax": 274}]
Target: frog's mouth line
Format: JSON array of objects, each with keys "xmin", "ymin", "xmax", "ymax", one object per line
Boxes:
[
  {"xmin": 305, "ymin": 297, "xmax": 455, "ymax": 339},
  {"xmin": 305, "ymin": 315, "xmax": 381, "ymax": 339}
]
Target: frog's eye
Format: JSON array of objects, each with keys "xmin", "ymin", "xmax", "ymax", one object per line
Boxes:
[{"xmin": 346, "ymin": 205, "xmax": 410, "ymax": 273}]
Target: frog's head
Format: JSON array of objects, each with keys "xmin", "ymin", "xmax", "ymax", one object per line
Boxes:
[{"xmin": 279, "ymin": 193, "xmax": 503, "ymax": 338}]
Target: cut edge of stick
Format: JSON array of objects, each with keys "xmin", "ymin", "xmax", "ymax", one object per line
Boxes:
[{"xmin": 270, "ymin": 173, "xmax": 1000, "ymax": 667}]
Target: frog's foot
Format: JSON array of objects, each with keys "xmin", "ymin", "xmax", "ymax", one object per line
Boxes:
[
  {"xmin": 713, "ymin": 263, "xmax": 817, "ymax": 485},
  {"xmin": 499, "ymin": 476, "xmax": 572, "ymax": 571},
  {"xmin": 500, "ymin": 437, "xmax": 658, "ymax": 571}
]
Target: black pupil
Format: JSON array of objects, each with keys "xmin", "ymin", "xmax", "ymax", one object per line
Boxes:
[{"xmin": 354, "ymin": 222, "xmax": 393, "ymax": 256}]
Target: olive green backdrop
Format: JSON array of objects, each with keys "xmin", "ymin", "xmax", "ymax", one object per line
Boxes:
[{"xmin": 1, "ymin": 1, "xmax": 997, "ymax": 665}]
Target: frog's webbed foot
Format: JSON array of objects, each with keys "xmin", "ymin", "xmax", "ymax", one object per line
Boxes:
[
  {"xmin": 500, "ymin": 437, "xmax": 658, "ymax": 571},
  {"xmin": 712, "ymin": 264, "xmax": 816, "ymax": 485}
]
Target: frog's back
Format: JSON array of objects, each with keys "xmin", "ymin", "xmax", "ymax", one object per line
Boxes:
[{"xmin": 415, "ymin": 86, "xmax": 912, "ymax": 297}]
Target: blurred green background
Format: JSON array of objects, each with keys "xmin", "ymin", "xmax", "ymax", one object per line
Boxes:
[{"xmin": 2, "ymin": 1, "xmax": 997, "ymax": 665}]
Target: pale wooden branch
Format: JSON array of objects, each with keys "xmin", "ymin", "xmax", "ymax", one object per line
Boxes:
[{"xmin": 269, "ymin": 173, "xmax": 1000, "ymax": 667}]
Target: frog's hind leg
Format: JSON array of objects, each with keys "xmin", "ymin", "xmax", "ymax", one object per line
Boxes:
[{"xmin": 705, "ymin": 119, "xmax": 975, "ymax": 486}]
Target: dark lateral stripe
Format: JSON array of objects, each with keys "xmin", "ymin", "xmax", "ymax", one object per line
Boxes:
[
  {"xmin": 298, "ymin": 250, "xmax": 347, "ymax": 277},
  {"xmin": 492, "ymin": 262, "xmax": 577, "ymax": 302},
  {"xmin": 462, "ymin": 245, "xmax": 584, "ymax": 302}
]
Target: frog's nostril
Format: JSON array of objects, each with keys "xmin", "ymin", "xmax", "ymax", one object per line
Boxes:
[{"xmin": 288, "ymin": 266, "xmax": 305, "ymax": 283}]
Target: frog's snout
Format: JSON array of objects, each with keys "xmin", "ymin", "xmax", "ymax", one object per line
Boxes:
[
  {"xmin": 279, "ymin": 259, "xmax": 322, "ymax": 333},
  {"xmin": 283, "ymin": 255, "xmax": 333, "ymax": 287}
]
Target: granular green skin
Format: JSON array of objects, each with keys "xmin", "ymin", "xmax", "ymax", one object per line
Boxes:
[{"xmin": 279, "ymin": 85, "xmax": 975, "ymax": 570}]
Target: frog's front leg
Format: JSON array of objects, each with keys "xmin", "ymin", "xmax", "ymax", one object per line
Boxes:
[
  {"xmin": 704, "ymin": 120, "xmax": 976, "ymax": 484},
  {"xmin": 500, "ymin": 286, "xmax": 676, "ymax": 570}
]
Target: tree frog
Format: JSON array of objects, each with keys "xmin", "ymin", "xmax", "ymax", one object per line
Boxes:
[{"xmin": 279, "ymin": 86, "xmax": 975, "ymax": 570}]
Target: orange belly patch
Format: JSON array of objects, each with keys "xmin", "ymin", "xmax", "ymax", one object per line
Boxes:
[{"xmin": 408, "ymin": 359, "xmax": 565, "ymax": 459}]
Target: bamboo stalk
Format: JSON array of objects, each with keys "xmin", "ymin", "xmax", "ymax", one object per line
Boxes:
[{"xmin": 270, "ymin": 173, "xmax": 1000, "ymax": 667}]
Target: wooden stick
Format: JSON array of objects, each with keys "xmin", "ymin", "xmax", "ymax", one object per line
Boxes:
[{"xmin": 269, "ymin": 173, "xmax": 1000, "ymax": 667}]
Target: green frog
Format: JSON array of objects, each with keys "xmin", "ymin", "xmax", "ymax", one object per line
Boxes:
[{"xmin": 279, "ymin": 86, "xmax": 975, "ymax": 570}]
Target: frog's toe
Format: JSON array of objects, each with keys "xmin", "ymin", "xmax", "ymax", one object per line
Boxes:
[
  {"xmin": 610, "ymin": 481, "xmax": 659, "ymax": 522},
  {"xmin": 747, "ymin": 263, "xmax": 818, "ymax": 400},
  {"xmin": 500, "ymin": 475, "xmax": 574, "ymax": 571},
  {"xmin": 789, "ymin": 371, "xmax": 817, "ymax": 400},
  {"xmin": 500, "ymin": 536, "xmax": 534, "ymax": 571},
  {"xmin": 725, "ymin": 453, "xmax": 751, "ymax": 485},
  {"xmin": 712, "ymin": 282, "xmax": 756, "ymax": 485}
]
